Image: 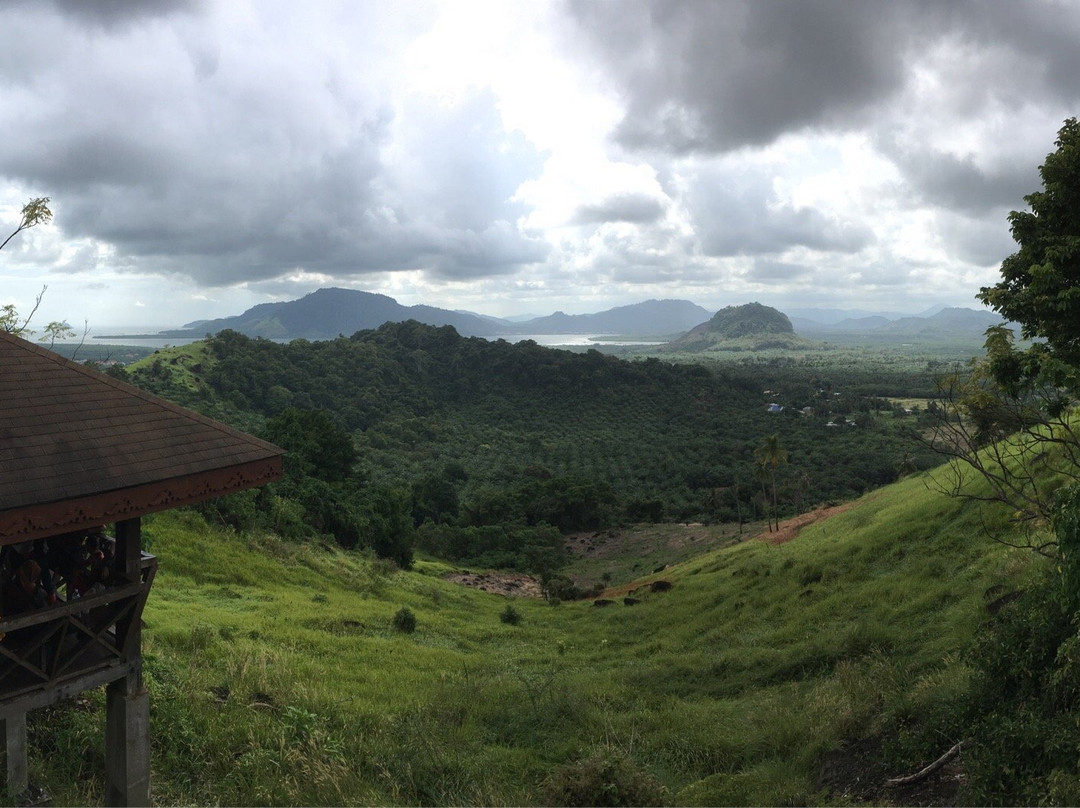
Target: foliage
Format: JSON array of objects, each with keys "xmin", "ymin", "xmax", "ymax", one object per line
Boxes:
[
  {"xmin": 979, "ymin": 118, "xmax": 1080, "ymax": 369},
  {"xmin": 924, "ymin": 120, "xmax": 1080, "ymax": 556},
  {"xmin": 542, "ymin": 747, "xmax": 667, "ymax": 807},
  {"xmin": 0, "ymin": 196, "xmax": 51, "ymax": 255},
  {"xmin": 2, "ymin": 198, "xmax": 55, "ymax": 338},
  {"xmin": 392, "ymin": 606, "xmax": 417, "ymax": 633},
  {"xmin": 22, "ymin": 473, "xmax": 1026, "ymax": 806},
  {"xmin": 754, "ymin": 433, "xmax": 788, "ymax": 532},
  {"xmin": 922, "ymin": 330, "xmax": 1080, "ymax": 556},
  {"xmin": 261, "ymin": 407, "xmax": 357, "ymax": 483},
  {"xmin": 908, "ymin": 119, "xmax": 1080, "ymax": 804},
  {"xmin": 124, "ymin": 322, "xmax": 939, "ymax": 558},
  {"xmin": 703, "ymin": 301, "xmax": 794, "ymax": 339},
  {"xmin": 499, "ymin": 603, "xmax": 522, "ymax": 626}
]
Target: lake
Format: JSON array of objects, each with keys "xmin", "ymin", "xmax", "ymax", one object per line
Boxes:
[{"xmin": 89, "ymin": 330, "xmax": 666, "ymax": 348}]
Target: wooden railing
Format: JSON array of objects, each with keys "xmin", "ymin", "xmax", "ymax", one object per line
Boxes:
[{"xmin": 0, "ymin": 554, "xmax": 156, "ymax": 705}]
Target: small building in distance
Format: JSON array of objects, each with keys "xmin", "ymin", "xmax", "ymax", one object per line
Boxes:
[{"xmin": 0, "ymin": 331, "xmax": 283, "ymax": 805}]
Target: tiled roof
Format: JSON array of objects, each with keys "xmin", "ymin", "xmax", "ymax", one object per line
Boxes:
[{"xmin": 0, "ymin": 331, "xmax": 283, "ymax": 543}]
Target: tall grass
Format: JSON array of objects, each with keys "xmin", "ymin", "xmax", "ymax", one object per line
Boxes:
[{"xmin": 23, "ymin": 470, "xmax": 1039, "ymax": 805}]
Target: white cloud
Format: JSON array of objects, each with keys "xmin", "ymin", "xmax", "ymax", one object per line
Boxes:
[{"xmin": 1, "ymin": 0, "xmax": 1074, "ymax": 325}]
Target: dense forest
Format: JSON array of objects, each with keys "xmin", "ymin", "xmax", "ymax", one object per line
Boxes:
[{"xmin": 116, "ymin": 321, "xmax": 939, "ymax": 580}]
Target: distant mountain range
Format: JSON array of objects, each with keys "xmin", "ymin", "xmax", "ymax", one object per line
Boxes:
[
  {"xmin": 793, "ymin": 307, "xmax": 1008, "ymax": 338},
  {"xmin": 99, "ymin": 287, "xmax": 1007, "ymax": 345},
  {"xmin": 134, "ymin": 288, "xmax": 713, "ymax": 341},
  {"xmin": 510, "ymin": 299, "xmax": 712, "ymax": 335}
]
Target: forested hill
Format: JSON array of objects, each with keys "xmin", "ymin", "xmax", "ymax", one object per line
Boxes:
[
  {"xmin": 121, "ymin": 321, "xmax": 936, "ymax": 569},
  {"xmin": 668, "ymin": 302, "xmax": 799, "ymax": 351}
]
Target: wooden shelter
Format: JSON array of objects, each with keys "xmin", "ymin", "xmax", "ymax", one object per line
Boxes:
[{"xmin": 0, "ymin": 330, "xmax": 283, "ymax": 804}]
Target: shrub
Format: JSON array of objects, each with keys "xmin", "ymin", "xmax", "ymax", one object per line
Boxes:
[
  {"xmin": 392, "ymin": 607, "xmax": 417, "ymax": 634},
  {"xmin": 542, "ymin": 747, "xmax": 666, "ymax": 807},
  {"xmin": 500, "ymin": 604, "xmax": 522, "ymax": 626}
]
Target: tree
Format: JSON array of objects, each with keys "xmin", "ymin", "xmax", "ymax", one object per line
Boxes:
[
  {"xmin": 754, "ymin": 433, "xmax": 788, "ymax": 532},
  {"xmin": 979, "ymin": 118, "xmax": 1080, "ymax": 369},
  {"xmin": 0, "ymin": 196, "xmax": 51, "ymax": 253},
  {"xmin": 261, "ymin": 407, "xmax": 357, "ymax": 483},
  {"xmin": 1, "ymin": 197, "xmax": 67, "ymax": 341},
  {"xmin": 924, "ymin": 119, "xmax": 1080, "ymax": 558}
]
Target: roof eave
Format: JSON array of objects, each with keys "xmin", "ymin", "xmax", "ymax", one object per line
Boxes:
[{"xmin": 0, "ymin": 455, "xmax": 283, "ymax": 545}]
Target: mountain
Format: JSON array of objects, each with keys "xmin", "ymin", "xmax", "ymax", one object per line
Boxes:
[
  {"xmin": 791, "ymin": 307, "xmax": 1008, "ymax": 339},
  {"xmin": 791, "ymin": 315, "xmax": 893, "ymax": 334},
  {"xmin": 163, "ymin": 291, "xmax": 714, "ymax": 341},
  {"xmin": 784, "ymin": 307, "xmax": 909, "ymax": 325},
  {"xmin": 515, "ymin": 299, "xmax": 713, "ymax": 335},
  {"xmin": 876, "ymin": 307, "xmax": 1007, "ymax": 337},
  {"xmin": 668, "ymin": 302, "xmax": 797, "ymax": 351},
  {"xmin": 174, "ymin": 288, "xmax": 512, "ymax": 339}
]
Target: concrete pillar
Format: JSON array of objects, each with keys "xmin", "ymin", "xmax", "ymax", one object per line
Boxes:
[
  {"xmin": 105, "ymin": 674, "xmax": 150, "ymax": 807},
  {"xmin": 1, "ymin": 712, "xmax": 27, "ymax": 798}
]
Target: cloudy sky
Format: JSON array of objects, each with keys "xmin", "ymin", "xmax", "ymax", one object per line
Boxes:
[{"xmin": 1, "ymin": 0, "xmax": 1078, "ymax": 330}]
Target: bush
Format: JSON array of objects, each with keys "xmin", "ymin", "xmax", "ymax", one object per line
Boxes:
[
  {"xmin": 392, "ymin": 607, "xmax": 416, "ymax": 634},
  {"xmin": 542, "ymin": 747, "xmax": 666, "ymax": 807},
  {"xmin": 500, "ymin": 604, "xmax": 522, "ymax": 626}
]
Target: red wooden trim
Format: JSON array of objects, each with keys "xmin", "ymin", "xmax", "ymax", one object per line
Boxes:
[{"xmin": 0, "ymin": 457, "xmax": 282, "ymax": 544}]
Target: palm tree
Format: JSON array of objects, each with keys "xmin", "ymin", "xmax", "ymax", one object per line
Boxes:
[{"xmin": 755, "ymin": 433, "xmax": 788, "ymax": 531}]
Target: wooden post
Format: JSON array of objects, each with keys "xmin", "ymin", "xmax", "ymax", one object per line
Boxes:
[
  {"xmin": 105, "ymin": 672, "xmax": 149, "ymax": 807},
  {"xmin": 114, "ymin": 518, "xmax": 143, "ymax": 659},
  {"xmin": 114, "ymin": 518, "xmax": 142, "ymax": 584},
  {"xmin": 1, "ymin": 712, "xmax": 27, "ymax": 798},
  {"xmin": 106, "ymin": 518, "xmax": 150, "ymax": 806}
]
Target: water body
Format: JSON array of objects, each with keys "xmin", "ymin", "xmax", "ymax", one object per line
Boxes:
[
  {"xmin": 499, "ymin": 334, "xmax": 666, "ymax": 347},
  {"xmin": 91, "ymin": 329, "xmax": 666, "ymax": 348}
]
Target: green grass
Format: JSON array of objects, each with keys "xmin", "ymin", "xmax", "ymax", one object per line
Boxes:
[{"xmin": 24, "ymin": 470, "xmax": 1043, "ymax": 805}]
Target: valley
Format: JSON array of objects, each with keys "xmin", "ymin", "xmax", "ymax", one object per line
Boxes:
[{"xmin": 20, "ymin": 309, "xmax": 1056, "ymax": 805}]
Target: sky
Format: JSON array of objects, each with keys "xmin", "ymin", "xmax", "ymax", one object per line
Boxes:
[{"xmin": 1, "ymin": 0, "xmax": 1078, "ymax": 330}]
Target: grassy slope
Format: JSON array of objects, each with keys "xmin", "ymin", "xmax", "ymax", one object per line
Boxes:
[{"xmin": 28, "ymin": 472, "xmax": 1041, "ymax": 805}]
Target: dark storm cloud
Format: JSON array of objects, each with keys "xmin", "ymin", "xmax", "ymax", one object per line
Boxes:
[
  {"xmin": 571, "ymin": 193, "xmax": 666, "ymax": 225},
  {"xmin": 45, "ymin": 0, "xmax": 199, "ymax": 26},
  {"xmin": 566, "ymin": 0, "xmax": 1080, "ymax": 155},
  {"xmin": 566, "ymin": 0, "xmax": 916, "ymax": 153},
  {"xmin": 938, "ymin": 214, "xmax": 1018, "ymax": 268},
  {"xmin": 686, "ymin": 167, "xmax": 874, "ymax": 258},
  {"xmin": 883, "ymin": 145, "xmax": 1041, "ymax": 217},
  {"xmin": 0, "ymin": 4, "xmax": 548, "ymax": 287}
]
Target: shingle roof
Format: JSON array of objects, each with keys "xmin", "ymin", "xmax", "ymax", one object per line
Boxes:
[{"xmin": 0, "ymin": 331, "xmax": 283, "ymax": 543}]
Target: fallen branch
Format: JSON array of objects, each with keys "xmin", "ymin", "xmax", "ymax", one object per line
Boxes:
[{"xmin": 884, "ymin": 740, "xmax": 970, "ymax": 788}]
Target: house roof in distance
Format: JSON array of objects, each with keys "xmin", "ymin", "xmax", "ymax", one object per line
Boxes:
[{"xmin": 0, "ymin": 331, "xmax": 283, "ymax": 544}]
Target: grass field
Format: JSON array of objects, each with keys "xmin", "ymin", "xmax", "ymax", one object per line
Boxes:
[{"xmin": 24, "ymin": 467, "xmax": 1043, "ymax": 805}]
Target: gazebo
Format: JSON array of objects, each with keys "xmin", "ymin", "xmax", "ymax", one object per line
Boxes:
[{"xmin": 0, "ymin": 330, "xmax": 284, "ymax": 805}]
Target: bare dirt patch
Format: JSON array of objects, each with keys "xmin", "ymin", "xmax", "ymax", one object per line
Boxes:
[
  {"xmin": 759, "ymin": 501, "xmax": 860, "ymax": 545},
  {"xmin": 443, "ymin": 570, "xmax": 543, "ymax": 598},
  {"xmin": 564, "ymin": 522, "xmax": 724, "ymax": 559}
]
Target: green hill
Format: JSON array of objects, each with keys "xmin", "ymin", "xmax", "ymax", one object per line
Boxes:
[
  {"xmin": 25, "ymin": 467, "xmax": 1039, "ymax": 805},
  {"xmin": 120, "ymin": 323, "xmax": 937, "ymax": 549},
  {"xmin": 668, "ymin": 302, "xmax": 807, "ymax": 352}
]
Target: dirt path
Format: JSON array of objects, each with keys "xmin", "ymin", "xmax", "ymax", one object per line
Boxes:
[{"xmin": 758, "ymin": 501, "xmax": 860, "ymax": 545}]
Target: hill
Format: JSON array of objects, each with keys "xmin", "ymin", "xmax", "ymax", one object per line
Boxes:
[
  {"xmin": 667, "ymin": 302, "xmax": 801, "ymax": 352},
  {"xmin": 516, "ymin": 299, "xmax": 712, "ymax": 335},
  {"xmin": 121, "ymin": 322, "xmax": 937, "ymax": 544},
  {"xmin": 130, "ymin": 290, "xmax": 714, "ymax": 341},
  {"xmin": 168, "ymin": 287, "xmax": 510, "ymax": 339},
  {"xmin": 24, "ymin": 465, "xmax": 1037, "ymax": 804},
  {"xmin": 792, "ymin": 306, "xmax": 1008, "ymax": 339}
]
